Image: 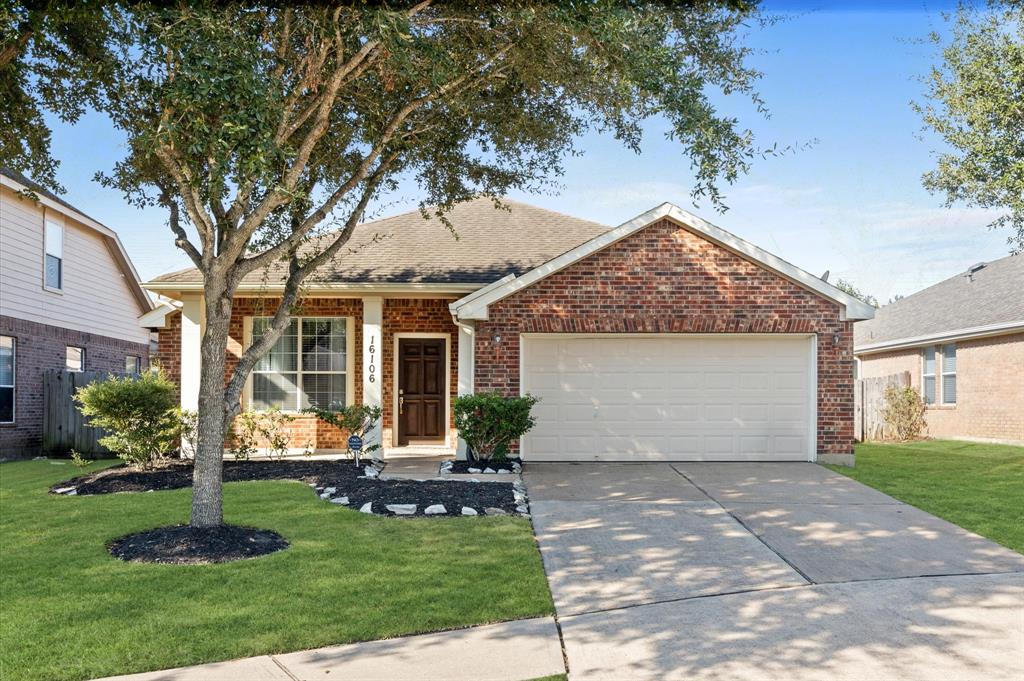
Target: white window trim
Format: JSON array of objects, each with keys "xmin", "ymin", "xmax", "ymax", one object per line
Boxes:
[
  {"xmin": 66, "ymin": 346, "xmax": 86, "ymax": 373},
  {"xmin": 0, "ymin": 335, "xmax": 15, "ymax": 425},
  {"xmin": 922, "ymin": 346, "xmax": 937, "ymax": 406},
  {"xmin": 941, "ymin": 343, "xmax": 957, "ymax": 406},
  {"xmin": 243, "ymin": 316, "xmax": 355, "ymax": 413},
  {"xmin": 125, "ymin": 355, "xmax": 141, "ymax": 375},
  {"xmin": 43, "ymin": 216, "xmax": 64, "ymax": 294}
]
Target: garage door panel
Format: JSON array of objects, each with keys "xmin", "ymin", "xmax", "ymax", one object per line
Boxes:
[{"xmin": 522, "ymin": 335, "xmax": 814, "ymax": 462}]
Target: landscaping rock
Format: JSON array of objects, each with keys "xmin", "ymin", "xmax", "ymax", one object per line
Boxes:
[
  {"xmin": 359, "ymin": 502, "xmax": 373, "ymax": 514},
  {"xmin": 53, "ymin": 486, "xmax": 76, "ymax": 495},
  {"xmin": 330, "ymin": 496, "xmax": 349, "ymax": 505},
  {"xmin": 468, "ymin": 467, "xmax": 482, "ymax": 474},
  {"xmin": 497, "ymin": 469, "xmax": 510, "ymax": 475},
  {"xmin": 484, "ymin": 507, "xmax": 508, "ymax": 515},
  {"xmin": 484, "ymin": 467, "xmax": 496, "ymax": 474},
  {"xmin": 363, "ymin": 465, "xmax": 379, "ymax": 479},
  {"xmin": 461, "ymin": 506, "xmax": 478, "ymax": 516},
  {"xmin": 424, "ymin": 504, "xmax": 447, "ymax": 515},
  {"xmin": 386, "ymin": 504, "xmax": 417, "ymax": 515},
  {"xmin": 516, "ymin": 504, "xmax": 529, "ymax": 515}
]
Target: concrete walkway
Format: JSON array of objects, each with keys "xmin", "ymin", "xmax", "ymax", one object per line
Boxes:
[
  {"xmin": 99, "ymin": 617, "xmax": 564, "ymax": 681},
  {"xmin": 526, "ymin": 462, "xmax": 1024, "ymax": 680}
]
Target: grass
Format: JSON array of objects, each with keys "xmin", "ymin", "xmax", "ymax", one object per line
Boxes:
[
  {"xmin": 827, "ymin": 439, "xmax": 1024, "ymax": 554},
  {"xmin": 0, "ymin": 459, "xmax": 554, "ymax": 681}
]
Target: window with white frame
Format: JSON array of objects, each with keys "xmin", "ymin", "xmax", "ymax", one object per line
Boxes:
[
  {"xmin": 922, "ymin": 346, "xmax": 936, "ymax": 405},
  {"xmin": 66, "ymin": 346, "xmax": 85, "ymax": 372},
  {"xmin": 44, "ymin": 221, "xmax": 63, "ymax": 290},
  {"xmin": 125, "ymin": 355, "xmax": 141, "ymax": 375},
  {"xmin": 250, "ymin": 317, "xmax": 348, "ymax": 411},
  {"xmin": 0, "ymin": 336, "xmax": 14, "ymax": 424},
  {"xmin": 941, "ymin": 343, "xmax": 957, "ymax": 404}
]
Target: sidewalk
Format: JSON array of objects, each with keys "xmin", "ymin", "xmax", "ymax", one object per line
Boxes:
[{"xmin": 98, "ymin": 617, "xmax": 564, "ymax": 681}]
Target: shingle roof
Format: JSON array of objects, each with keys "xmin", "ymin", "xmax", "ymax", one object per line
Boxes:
[
  {"xmin": 0, "ymin": 167, "xmax": 106, "ymax": 226},
  {"xmin": 149, "ymin": 198, "xmax": 610, "ymax": 286},
  {"xmin": 854, "ymin": 254, "xmax": 1024, "ymax": 348}
]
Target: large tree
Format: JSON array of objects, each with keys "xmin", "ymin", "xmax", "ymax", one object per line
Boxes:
[
  {"xmin": 12, "ymin": 1, "xmax": 770, "ymax": 528},
  {"xmin": 916, "ymin": 1, "xmax": 1024, "ymax": 251}
]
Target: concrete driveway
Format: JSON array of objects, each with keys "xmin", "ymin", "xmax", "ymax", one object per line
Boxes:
[{"xmin": 525, "ymin": 463, "xmax": 1024, "ymax": 680}]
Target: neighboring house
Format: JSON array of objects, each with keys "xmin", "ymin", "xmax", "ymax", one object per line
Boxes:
[
  {"xmin": 855, "ymin": 255, "xmax": 1024, "ymax": 445},
  {"xmin": 143, "ymin": 199, "xmax": 874, "ymax": 465},
  {"xmin": 0, "ymin": 169, "xmax": 153, "ymax": 457}
]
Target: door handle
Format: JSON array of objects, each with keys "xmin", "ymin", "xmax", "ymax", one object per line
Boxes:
[{"xmin": 399, "ymin": 396, "xmax": 404, "ymax": 415}]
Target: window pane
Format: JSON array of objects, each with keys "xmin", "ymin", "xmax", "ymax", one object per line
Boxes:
[
  {"xmin": 252, "ymin": 372, "xmax": 298, "ymax": 410},
  {"xmin": 66, "ymin": 347, "xmax": 84, "ymax": 372},
  {"xmin": 301, "ymin": 318, "xmax": 346, "ymax": 372},
  {"xmin": 301, "ymin": 373, "xmax": 346, "ymax": 410},
  {"xmin": 942, "ymin": 375, "xmax": 957, "ymax": 404},
  {"xmin": 253, "ymin": 318, "xmax": 297, "ymax": 372},
  {"xmin": 0, "ymin": 386, "xmax": 12, "ymax": 423},
  {"xmin": 45, "ymin": 222, "xmax": 62, "ymax": 256},
  {"xmin": 923, "ymin": 347, "xmax": 936, "ymax": 373},
  {"xmin": 942, "ymin": 344, "xmax": 956, "ymax": 373},
  {"xmin": 0, "ymin": 337, "xmax": 13, "ymax": 386},
  {"xmin": 125, "ymin": 356, "xmax": 140, "ymax": 375},
  {"xmin": 923, "ymin": 376, "xmax": 935, "ymax": 404},
  {"xmin": 45, "ymin": 254, "xmax": 61, "ymax": 289}
]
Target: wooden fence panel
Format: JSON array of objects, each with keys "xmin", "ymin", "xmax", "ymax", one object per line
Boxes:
[
  {"xmin": 855, "ymin": 371, "xmax": 911, "ymax": 442},
  {"xmin": 42, "ymin": 370, "xmax": 111, "ymax": 457}
]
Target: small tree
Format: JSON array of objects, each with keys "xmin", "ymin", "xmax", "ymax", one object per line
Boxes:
[
  {"xmin": 881, "ymin": 385, "xmax": 926, "ymax": 442},
  {"xmin": 229, "ymin": 408, "xmax": 294, "ymax": 460},
  {"xmin": 74, "ymin": 370, "xmax": 180, "ymax": 468},
  {"xmin": 454, "ymin": 393, "xmax": 539, "ymax": 463},
  {"xmin": 303, "ymin": 404, "xmax": 382, "ymax": 465}
]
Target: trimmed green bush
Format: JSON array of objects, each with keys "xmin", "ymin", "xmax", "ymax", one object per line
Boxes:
[
  {"xmin": 73, "ymin": 370, "xmax": 180, "ymax": 468},
  {"xmin": 453, "ymin": 393, "xmax": 540, "ymax": 462}
]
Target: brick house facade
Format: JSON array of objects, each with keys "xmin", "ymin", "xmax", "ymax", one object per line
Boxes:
[{"xmin": 146, "ymin": 200, "xmax": 873, "ymax": 463}]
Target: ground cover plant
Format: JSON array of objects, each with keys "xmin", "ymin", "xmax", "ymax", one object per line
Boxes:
[
  {"xmin": 0, "ymin": 459, "xmax": 553, "ymax": 681},
  {"xmin": 828, "ymin": 440, "xmax": 1024, "ymax": 553}
]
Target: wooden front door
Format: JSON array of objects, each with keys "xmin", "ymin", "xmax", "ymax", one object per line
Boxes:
[{"xmin": 397, "ymin": 338, "xmax": 446, "ymax": 445}]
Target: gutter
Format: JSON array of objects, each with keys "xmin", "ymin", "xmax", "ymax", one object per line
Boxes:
[{"xmin": 854, "ymin": 320, "xmax": 1024, "ymax": 355}]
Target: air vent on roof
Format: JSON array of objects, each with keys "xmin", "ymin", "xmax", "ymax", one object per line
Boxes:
[{"xmin": 965, "ymin": 262, "xmax": 987, "ymax": 281}]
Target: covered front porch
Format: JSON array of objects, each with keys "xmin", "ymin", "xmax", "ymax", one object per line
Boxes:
[{"xmin": 151, "ymin": 292, "xmax": 477, "ymax": 459}]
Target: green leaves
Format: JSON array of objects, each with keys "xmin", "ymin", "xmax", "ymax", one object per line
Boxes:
[{"xmin": 454, "ymin": 392, "xmax": 540, "ymax": 463}]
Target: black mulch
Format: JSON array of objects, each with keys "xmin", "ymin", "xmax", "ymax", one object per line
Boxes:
[
  {"xmin": 108, "ymin": 524, "xmax": 288, "ymax": 564},
  {"xmin": 51, "ymin": 460, "xmax": 522, "ymax": 517},
  {"xmin": 449, "ymin": 458, "xmax": 522, "ymax": 474}
]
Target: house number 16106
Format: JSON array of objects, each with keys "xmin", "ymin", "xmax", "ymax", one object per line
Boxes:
[{"xmin": 367, "ymin": 335, "xmax": 376, "ymax": 383}]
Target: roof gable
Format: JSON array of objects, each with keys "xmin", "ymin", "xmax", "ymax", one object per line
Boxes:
[{"xmin": 450, "ymin": 203, "xmax": 876, "ymax": 322}]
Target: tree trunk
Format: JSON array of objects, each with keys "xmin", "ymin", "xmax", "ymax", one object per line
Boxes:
[{"xmin": 190, "ymin": 285, "xmax": 233, "ymax": 528}]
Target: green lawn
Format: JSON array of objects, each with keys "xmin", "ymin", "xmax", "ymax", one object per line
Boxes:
[
  {"xmin": 827, "ymin": 439, "xmax": 1024, "ymax": 554},
  {"xmin": 0, "ymin": 459, "xmax": 554, "ymax": 681}
]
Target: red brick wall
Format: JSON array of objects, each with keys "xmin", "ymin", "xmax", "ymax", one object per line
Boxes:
[
  {"xmin": 0, "ymin": 315, "xmax": 150, "ymax": 457},
  {"xmin": 473, "ymin": 218, "xmax": 855, "ymax": 457},
  {"xmin": 382, "ymin": 298, "xmax": 459, "ymax": 447},
  {"xmin": 153, "ymin": 310, "xmax": 181, "ymax": 401}
]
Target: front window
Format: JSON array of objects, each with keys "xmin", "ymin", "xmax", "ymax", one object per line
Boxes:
[
  {"xmin": 125, "ymin": 355, "xmax": 141, "ymax": 375},
  {"xmin": 66, "ymin": 346, "xmax": 85, "ymax": 372},
  {"xmin": 44, "ymin": 221, "xmax": 63, "ymax": 290},
  {"xmin": 922, "ymin": 346, "xmax": 936, "ymax": 405},
  {"xmin": 250, "ymin": 317, "xmax": 348, "ymax": 411},
  {"xmin": 0, "ymin": 336, "xmax": 14, "ymax": 423},
  {"xmin": 941, "ymin": 343, "xmax": 957, "ymax": 405}
]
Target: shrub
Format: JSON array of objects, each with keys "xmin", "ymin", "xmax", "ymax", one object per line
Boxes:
[
  {"xmin": 230, "ymin": 408, "xmax": 294, "ymax": 460},
  {"xmin": 453, "ymin": 393, "xmax": 540, "ymax": 462},
  {"xmin": 882, "ymin": 385, "xmax": 926, "ymax": 441},
  {"xmin": 178, "ymin": 408, "xmax": 198, "ymax": 456},
  {"xmin": 303, "ymin": 404, "xmax": 382, "ymax": 462},
  {"xmin": 74, "ymin": 370, "xmax": 180, "ymax": 468}
]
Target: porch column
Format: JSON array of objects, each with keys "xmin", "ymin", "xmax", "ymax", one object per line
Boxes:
[
  {"xmin": 361, "ymin": 296, "xmax": 383, "ymax": 453},
  {"xmin": 179, "ymin": 294, "xmax": 202, "ymax": 455},
  {"xmin": 455, "ymin": 320, "xmax": 475, "ymax": 460}
]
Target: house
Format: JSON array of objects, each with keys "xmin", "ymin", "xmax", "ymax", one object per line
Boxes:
[
  {"xmin": 142, "ymin": 199, "xmax": 875, "ymax": 465},
  {"xmin": 0, "ymin": 169, "xmax": 154, "ymax": 457},
  {"xmin": 854, "ymin": 255, "xmax": 1024, "ymax": 445}
]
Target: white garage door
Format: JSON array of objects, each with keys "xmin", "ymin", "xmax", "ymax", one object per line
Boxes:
[{"xmin": 521, "ymin": 335, "xmax": 815, "ymax": 462}]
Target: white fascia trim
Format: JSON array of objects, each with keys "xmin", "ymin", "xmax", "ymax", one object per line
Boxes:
[
  {"xmin": 450, "ymin": 202, "xmax": 877, "ymax": 322},
  {"xmin": 138, "ymin": 301, "xmax": 182, "ymax": 329},
  {"xmin": 143, "ymin": 281, "xmax": 489, "ymax": 296},
  {"xmin": 854, "ymin": 320, "xmax": 1024, "ymax": 355},
  {"xmin": 2, "ymin": 173, "xmax": 153, "ymax": 312}
]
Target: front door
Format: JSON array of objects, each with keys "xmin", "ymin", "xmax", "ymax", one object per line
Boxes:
[{"xmin": 397, "ymin": 338, "xmax": 446, "ymax": 446}]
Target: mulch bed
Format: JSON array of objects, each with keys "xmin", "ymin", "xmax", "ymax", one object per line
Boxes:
[
  {"xmin": 108, "ymin": 524, "xmax": 288, "ymax": 564},
  {"xmin": 449, "ymin": 458, "xmax": 522, "ymax": 474},
  {"xmin": 51, "ymin": 460, "xmax": 522, "ymax": 517}
]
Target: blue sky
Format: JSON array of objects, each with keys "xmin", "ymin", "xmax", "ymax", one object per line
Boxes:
[{"xmin": 42, "ymin": 1, "xmax": 1011, "ymax": 302}]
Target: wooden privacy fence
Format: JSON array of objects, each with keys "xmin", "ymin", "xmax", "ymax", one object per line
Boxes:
[
  {"xmin": 42, "ymin": 370, "xmax": 111, "ymax": 457},
  {"xmin": 854, "ymin": 371, "xmax": 911, "ymax": 442}
]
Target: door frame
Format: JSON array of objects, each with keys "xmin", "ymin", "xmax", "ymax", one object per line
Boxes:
[
  {"xmin": 519, "ymin": 332, "xmax": 819, "ymax": 462},
  {"xmin": 392, "ymin": 332, "xmax": 452, "ymax": 448}
]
